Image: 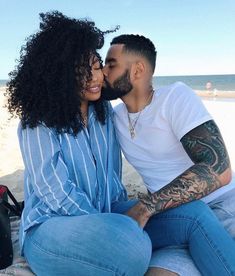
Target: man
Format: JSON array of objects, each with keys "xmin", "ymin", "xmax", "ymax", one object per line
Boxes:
[{"xmin": 102, "ymin": 34, "xmax": 235, "ymax": 275}]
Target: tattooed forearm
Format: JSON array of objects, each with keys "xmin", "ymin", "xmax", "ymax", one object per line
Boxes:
[
  {"xmin": 139, "ymin": 163, "xmax": 221, "ymax": 215},
  {"xmin": 139, "ymin": 120, "xmax": 231, "ymax": 216}
]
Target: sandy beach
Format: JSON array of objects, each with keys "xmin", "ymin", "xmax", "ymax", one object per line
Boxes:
[
  {"xmin": 1, "ymin": 87, "xmax": 235, "ymax": 201},
  {"xmin": 0, "ymin": 86, "xmax": 235, "ymax": 274}
]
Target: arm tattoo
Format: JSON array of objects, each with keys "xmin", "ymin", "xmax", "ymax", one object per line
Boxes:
[
  {"xmin": 139, "ymin": 120, "xmax": 231, "ymax": 215},
  {"xmin": 181, "ymin": 120, "xmax": 230, "ymax": 174}
]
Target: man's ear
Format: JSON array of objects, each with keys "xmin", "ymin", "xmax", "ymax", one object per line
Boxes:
[{"xmin": 130, "ymin": 61, "xmax": 145, "ymax": 81}]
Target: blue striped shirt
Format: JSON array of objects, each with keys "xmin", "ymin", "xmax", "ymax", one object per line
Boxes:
[{"xmin": 18, "ymin": 103, "xmax": 127, "ymax": 250}]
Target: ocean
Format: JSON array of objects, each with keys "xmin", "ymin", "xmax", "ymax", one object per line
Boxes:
[
  {"xmin": 153, "ymin": 74, "xmax": 235, "ymax": 91},
  {"xmin": 0, "ymin": 79, "xmax": 8, "ymax": 87},
  {"xmin": 1, "ymin": 74, "xmax": 235, "ymax": 91}
]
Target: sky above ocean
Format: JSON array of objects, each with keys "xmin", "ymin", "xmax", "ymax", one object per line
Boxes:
[{"xmin": 0, "ymin": 0, "xmax": 234, "ymax": 78}]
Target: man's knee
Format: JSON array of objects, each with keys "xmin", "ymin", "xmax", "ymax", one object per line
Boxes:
[{"xmin": 145, "ymin": 267, "xmax": 179, "ymax": 276}]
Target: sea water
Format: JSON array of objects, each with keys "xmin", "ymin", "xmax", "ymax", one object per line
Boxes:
[
  {"xmin": 153, "ymin": 74, "xmax": 235, "ymax": 91},
  {"xmin": 1, "ymin": 74, "xmax": 235, "ymax": 91}
]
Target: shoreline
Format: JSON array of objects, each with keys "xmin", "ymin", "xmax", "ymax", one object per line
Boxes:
[{"xmin": 195, "ymin": 90, "xmax": 235, "ymax": 98}]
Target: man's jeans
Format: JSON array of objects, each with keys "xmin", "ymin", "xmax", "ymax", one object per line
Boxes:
[
  {"xmin": 148, "ymin": 188, "xmax": 235, "ymax": 276},
  {"xmin": 23, "ymin": 197, "xmax": 235, "ymax": 275}
]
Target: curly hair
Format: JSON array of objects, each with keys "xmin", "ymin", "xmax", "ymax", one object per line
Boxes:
[
  {"xmin": 111, "ymin": 34, "xmax": 157, "ymax": 73},
  {"xmin": 6, "ymin": 11, "xmax": 117, "ymax": 135}
]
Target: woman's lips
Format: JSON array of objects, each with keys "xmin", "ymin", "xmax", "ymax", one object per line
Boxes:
[{"xmin": 86, "ymin": 85, "xmax": 101, "ymax": 93}]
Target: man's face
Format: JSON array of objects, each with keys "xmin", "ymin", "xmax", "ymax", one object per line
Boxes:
[{"xmin": 102, "ymin": 44, "xmax": 133, "ymax": 100}]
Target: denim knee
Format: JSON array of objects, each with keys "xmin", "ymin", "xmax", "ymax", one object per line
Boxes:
[
  {"xmin": 23, "ymin": 214, "xmax": 152, "ymax": 276},
  {"xmin": 107, "ymin": 215, "xmax": 152, "ymax": 275},
  {"xmin": 174, "ymin": 200, "xmax": 214, "ymax": 221}
]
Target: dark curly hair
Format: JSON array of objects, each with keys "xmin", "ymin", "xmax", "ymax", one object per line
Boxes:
[
  {"xmin": 111, "ymin": 34, "xmax": 157, "ymax": 73},
  {"xmin": 6, "ymin": 11, "xmax": 117, "ymax": 135}
]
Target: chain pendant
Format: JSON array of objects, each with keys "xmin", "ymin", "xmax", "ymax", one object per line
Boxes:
[
  {"xmin": 127, "ymin": 88, "xmax": 154, "ymax": 140},
  {"xmin": 129, "ymin": 127, "xmax": 135, "ymax": 139}
]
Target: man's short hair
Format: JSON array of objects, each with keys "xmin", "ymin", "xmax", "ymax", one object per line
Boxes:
[{"xmin": 111, "ymin": 34, "xmax": 157, "ymax": 72}]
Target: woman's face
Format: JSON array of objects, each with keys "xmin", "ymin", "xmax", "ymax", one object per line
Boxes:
[{"xmin": 81, "ymin": 56, "xmax": 104, "ymax": 103}]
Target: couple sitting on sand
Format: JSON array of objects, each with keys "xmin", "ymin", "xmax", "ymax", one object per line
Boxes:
[{"xmin": 6, "ymin": 11, "xmax": 235, "ymax": 276}]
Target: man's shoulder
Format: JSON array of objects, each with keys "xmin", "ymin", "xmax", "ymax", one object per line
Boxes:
[
  {"xmin": 158, "ymin": 81, "xmax": 190, "ymax": 95},
  {"xmin": 156, "ymin": 81, "xmax": 197, "ymax": 103}
]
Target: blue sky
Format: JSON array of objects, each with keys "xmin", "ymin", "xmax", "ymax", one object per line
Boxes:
[{"xmin": 0, "ymin": 0, "xmax": 234, "ymax": 78}]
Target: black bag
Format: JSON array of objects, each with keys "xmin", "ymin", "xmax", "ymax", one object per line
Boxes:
[{"xmin": 0, "ymin": 185, "xmax": 23, "ymax": 269}]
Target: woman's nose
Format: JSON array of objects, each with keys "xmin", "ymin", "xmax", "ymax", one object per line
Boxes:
[{"xmin": 91, "ymin": 71, "xmax": 98, "ymax": 81}]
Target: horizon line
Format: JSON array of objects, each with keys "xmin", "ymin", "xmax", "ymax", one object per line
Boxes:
[
  {"xmin": 1, "ymin": 73, "xmax": 235, "ymax": 80},
  {"xmin": 154, "ymin": 73, "xmax": 235, "ymax": 77}
]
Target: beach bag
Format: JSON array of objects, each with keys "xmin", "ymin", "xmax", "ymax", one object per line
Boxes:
[{"xmin": 0, "ymin": 185, "xmax": 23, "ymax": 269}]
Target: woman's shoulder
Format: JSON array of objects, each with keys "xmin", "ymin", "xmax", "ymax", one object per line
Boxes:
[{"xmin": 17, "ymin": 121, "xmax": 58, "ymax": 139}]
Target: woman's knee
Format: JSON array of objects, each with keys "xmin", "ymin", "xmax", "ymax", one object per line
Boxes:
[
  {"xmin": 24, "ymin": 214, "xmax": 152, "ymax": 275},
  {"xmin": 102, "ymin": 214, "xmax": 152, "ymax": 275}
]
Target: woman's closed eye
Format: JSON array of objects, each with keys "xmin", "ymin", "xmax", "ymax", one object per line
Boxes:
[{"xmin": 93, "ymin": 66, "xmax": 102, "ymax": 70}]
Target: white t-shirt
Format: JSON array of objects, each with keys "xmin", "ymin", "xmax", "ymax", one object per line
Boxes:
[{"xmin": 114, "ymin": 82, "xmax": 235, "ymax": 203}]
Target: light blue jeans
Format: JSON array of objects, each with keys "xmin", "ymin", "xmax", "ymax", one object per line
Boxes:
[
  {"xmin": 23, "ymin": 213, "xmax": 152, "ymax": 276},
  {"xmin": 148, "ymin": 188, "xmax": 235, "ymax": 276},
  {"xmin": 23, "ymin": 199, "xmax": 235, "ymax": 275}
]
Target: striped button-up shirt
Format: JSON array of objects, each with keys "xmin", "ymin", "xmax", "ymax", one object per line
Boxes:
[{"xmin": 18, "ymin": 103, "xmax": 127, "ymax": 249}]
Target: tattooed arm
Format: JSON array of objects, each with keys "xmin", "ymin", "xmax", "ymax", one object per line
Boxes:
[
  {"xmin": 139, "ymin": 120, "xmax": 231, "ymax": 217},
  {"xmin": 125, "ymin": 120, "xmax": 231, "ymax": 227}
]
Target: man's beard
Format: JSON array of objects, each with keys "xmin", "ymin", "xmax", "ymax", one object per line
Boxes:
[{"xmin": 101, "ymin": 70, "xmax": 133, "ymax": 101}]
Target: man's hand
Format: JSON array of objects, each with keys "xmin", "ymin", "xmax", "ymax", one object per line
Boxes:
[{"xmin": 124, "ymin": 201, "xmax": 152, "ymax": 228}]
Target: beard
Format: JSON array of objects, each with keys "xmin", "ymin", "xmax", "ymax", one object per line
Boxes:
[{"xmin": 101, "ymin": 69, "xmax": 133, "ymax": 101}]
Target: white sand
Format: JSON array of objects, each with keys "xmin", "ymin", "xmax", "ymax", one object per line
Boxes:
[
  {"xmin": 203, "ymin": 98, "xmax": 235, "ymax": 168},
  {"xmin": 0, "ymin": 87, "xmax": 235, "ymax": 201}
]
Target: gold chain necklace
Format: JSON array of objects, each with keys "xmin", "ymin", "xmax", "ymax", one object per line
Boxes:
[{"xmin": 127, "ymin": 89, "xmax": 154, "ymax": 139}]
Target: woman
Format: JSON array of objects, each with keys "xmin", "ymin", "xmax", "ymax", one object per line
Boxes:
[{"xmin": 6, "ymin": 11, "xmax": 151, "ymax": 275}]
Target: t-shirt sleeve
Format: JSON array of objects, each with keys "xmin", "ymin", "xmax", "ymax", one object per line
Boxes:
[{"xmin": 165, "ymin": 82, "xmax": 213, "ymax": 140}]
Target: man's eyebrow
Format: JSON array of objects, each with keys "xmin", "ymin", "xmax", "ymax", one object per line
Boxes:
[{"xmin": 105, "ymin": 57, "xmax": 117, "ymax": 64}]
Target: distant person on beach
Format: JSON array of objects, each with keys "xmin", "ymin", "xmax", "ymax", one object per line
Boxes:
[
  {"xmin": 206, "ymin": 81, "xmax": 218, "ymax": 97},
  {"xmin": 102, "ymin": 34, "xmax": 235, "ymax": 276},
  {"xmin": 5, "ymin": 12, "xmax": 152, "ymax": 275},
  {"xmin": 205, "ymin": 81, "xmax": 212, "ymax": 91}
]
